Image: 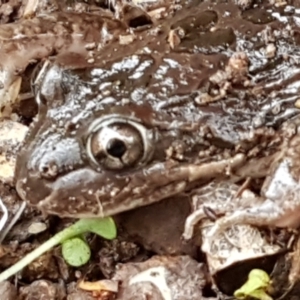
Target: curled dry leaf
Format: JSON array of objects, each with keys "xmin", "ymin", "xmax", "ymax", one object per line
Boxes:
[
  {"xmin": 78, "ymin": 279, "xmax": 119, "ymax": 293},
  {"xmin": 183, "ymin": 181, "xmax": 283, "ymax": 292}
]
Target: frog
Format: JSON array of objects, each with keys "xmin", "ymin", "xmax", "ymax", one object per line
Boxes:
[{"xmin": 13, "ymin": 0, "xmax": 300, "ymax": 239}]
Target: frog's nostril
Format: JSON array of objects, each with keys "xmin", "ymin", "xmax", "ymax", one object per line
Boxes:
[{"xmin": 39, "ymin": 162, "xmax": 58, "ymax": 179}]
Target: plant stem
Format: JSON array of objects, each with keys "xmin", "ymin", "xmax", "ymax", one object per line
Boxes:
[
  {"xmin": 0, "ymin": 217, "xmax": 116, "ymax": 282},
  {"xmin": 0, "ymin": 233, "xmax": 59, "ymax": 282},
  {"xmin": 0, "ymin": 219, "xmax": 87, "ymax": 282}
]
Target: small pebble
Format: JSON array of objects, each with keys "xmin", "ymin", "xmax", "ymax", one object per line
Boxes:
[{"xmin": 28, "ymin": 222, "xmax": 47, "ymax": 234}]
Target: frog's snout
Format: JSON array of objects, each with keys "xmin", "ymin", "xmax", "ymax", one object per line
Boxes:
[
  {"xmin": 15, "ymin": 149, "xmax": 65, "ymax": 205},
  {"xmin": 15, "ymin": 133, "xmax": 85, "ymax": 207}
]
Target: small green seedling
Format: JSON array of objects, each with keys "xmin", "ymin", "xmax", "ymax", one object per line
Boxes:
[
  {"xmin": 0, "ymin": 217, "xmax": 117, "ymax": 282},
  {"xmin": 234, "ymin": 269, "xmax": 273, "ymax": 300},
  {"xmin": 62, "ymin": 237, "xmax": 91, "ymax": 267}
]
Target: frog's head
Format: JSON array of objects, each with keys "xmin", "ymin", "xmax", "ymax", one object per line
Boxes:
[
  {"xmin": 16, "ymin": 55, "xmax": 247, "ymax": 217},
  {"xmin": 15, "ymin": 60, "xmax": 225, "ymax": 218}
]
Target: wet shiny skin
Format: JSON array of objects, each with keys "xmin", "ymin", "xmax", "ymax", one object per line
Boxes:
[{"xmin": 13, "ymin": 0, "xmax": 300, "ymax": 237}]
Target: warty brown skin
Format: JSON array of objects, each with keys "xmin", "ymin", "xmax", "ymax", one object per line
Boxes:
[{"xmin": 12, "ymin": 0, "xmax": 300, "ymax": 238}]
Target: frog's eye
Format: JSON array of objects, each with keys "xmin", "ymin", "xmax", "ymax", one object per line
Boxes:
[{"xmin": 86, "ymin": 116, "xmax": 154, "ymax": 170}]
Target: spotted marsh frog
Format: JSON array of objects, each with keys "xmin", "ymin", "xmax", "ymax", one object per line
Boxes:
[{"xmin": 13, "ymin": 0, "xmax": 300, "ymax": 237}]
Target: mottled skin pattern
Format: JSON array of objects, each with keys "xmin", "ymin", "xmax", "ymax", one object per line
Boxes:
[{"xmin": 11, "ymin": 0, "xmax": 300, "ymax": 239}]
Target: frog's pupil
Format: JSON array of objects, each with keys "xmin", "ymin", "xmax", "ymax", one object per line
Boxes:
[{"xmin": 107, "ymin": 139, "xmax": 127, "ymax": 158}]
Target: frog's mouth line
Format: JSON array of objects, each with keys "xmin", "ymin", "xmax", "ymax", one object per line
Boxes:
[
  {"xmin": 16, "ymin": 153, "xmax": 248, "ymax": 218},
  {"xmin": 35, "ymin": 181, "xmax": 188, "ymax": 219}
]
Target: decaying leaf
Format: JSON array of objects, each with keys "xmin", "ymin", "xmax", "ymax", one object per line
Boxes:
[{"xmin": 78, "ymin": 279, "xmax": 118, "ymax": 293}]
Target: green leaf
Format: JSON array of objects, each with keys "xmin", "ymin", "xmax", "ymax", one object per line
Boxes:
[
  {"xmin": 0, "ymin": 217, "xmax": 117, "ymax": 282},
  {"xmin": 67, "ymin": 217, "xmax": 117, "ymax": 241},
  {"xmin": 62, "ymin": 237, "xmax": 91, "ymax": 267},
  {"xmin": 84, "ymin": 217, "xmax": 117, "ymax": 240},
  {"xmin": 234, "ymin": 269, "xmax": 273, "ymax": 300}
]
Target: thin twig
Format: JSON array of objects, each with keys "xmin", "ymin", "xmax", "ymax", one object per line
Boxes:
[
  {"xmin": 0, "ymin": 201, "xmax": 26, "ymax": 244},
  {"xmin": 0, "ymin": 197, "xmax": 8, "ymax": 233}
]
